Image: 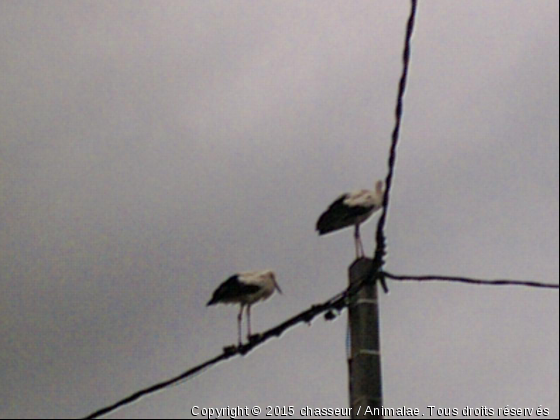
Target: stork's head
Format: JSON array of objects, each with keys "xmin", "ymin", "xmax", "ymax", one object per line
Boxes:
[{"xmin": 375, "ymin": 180, "xmax": 384, "ymax": 195}]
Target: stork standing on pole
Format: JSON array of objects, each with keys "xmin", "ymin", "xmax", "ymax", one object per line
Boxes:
[
  {"xmin": 207, "ymin": 270, "xmax": 282, "ymax": 346},
  {"xmin": 316, "ymin": 180, "xmax": 384, "ymax": 259}
]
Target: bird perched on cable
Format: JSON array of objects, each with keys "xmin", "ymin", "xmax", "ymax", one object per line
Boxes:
[
  {"xmin": 207, "ymin": 270, "xmax": 282, "ymax": 346},
  {"xmin": 316, "ymin": 180, "xmax": 384, "ymax": 259}
]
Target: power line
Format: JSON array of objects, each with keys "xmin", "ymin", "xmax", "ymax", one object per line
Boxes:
[
  {"xmin": 83, "ymin": 353, "xmax": 231, "ymax": 419},
  {"xmin": 82, "ymin": 285, "xmax": 352, "ymax": 419},
  {"xmin": 383, "ymin": 272, "xmax": 560, "ymax": 289},
  {"xmin": 81, "ymin": 269, "xmax": 557, "ymax": 418},
  {"xmin": 374, "ymin": 0, "xmax": 418, "ymax": 269}
]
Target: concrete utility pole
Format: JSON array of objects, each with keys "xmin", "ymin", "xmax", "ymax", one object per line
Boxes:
[{"xmin": 348, "ymin": 257, "xmax": 383, "ymax": 419}]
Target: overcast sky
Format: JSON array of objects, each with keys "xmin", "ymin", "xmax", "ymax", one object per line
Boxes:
[{"xmin": 0, "ymin": 1, "xmax": 558, "ymax": 419}]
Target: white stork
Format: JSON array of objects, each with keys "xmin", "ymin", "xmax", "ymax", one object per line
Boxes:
[
  {"xmin": 316, "ymin": 180, "xmax": 384, "ymax": 259},
  {"xmin": 207, "ymin": 270, "xmax": 282, "ymax": 346}
]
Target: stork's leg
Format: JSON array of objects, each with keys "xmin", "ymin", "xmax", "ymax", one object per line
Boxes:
[
  {"xmin": 354, "ymin": 224, "xmax": 362, "ymax": 258},
  {"xmin": 237, "ymin": 305, "xmax": 244, "ymax": 346},
  {"xmin": 246, "ymin": 305, "xmax": 252, "ymax": 339},
  {"xmin": 358, "ymin": 225, "xmax": 365, "ymax": 257}
]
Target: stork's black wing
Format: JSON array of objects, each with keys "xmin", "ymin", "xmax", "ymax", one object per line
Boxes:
[
  {"xmin": 207, "ymin": 275, "xmax": 262, "ymax": 305},
  {"xmin": 316, "ymin": 194, "xmax": 373, "ymax": 234}
]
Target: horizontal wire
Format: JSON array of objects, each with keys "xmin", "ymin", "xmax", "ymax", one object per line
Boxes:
[{"xmin": 383, "ymin": 272, "xmax": 559, "ymax": 289}]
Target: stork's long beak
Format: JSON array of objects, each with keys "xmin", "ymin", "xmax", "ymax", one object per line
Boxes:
[{"xmin": 274, "ymin": 281, "xmax": 283, "ymax": 295}]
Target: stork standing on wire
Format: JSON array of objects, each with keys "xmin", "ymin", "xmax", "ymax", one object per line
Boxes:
[
  {"xmin": 207, "ymin": 270, "xmax": 282, "ymax": 346},
  {"xmin": 316, "ymin": 180, "xmax": 384, "ymax": 259}
]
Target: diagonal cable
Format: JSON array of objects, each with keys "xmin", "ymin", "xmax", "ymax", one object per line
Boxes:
[
  {"xmin": 82, "ymin": 286, "xmax": 351, "ymax": 419},
  {"xmin": 373, "ymin": 0, "xmax": 418, "ymax": 268}
]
